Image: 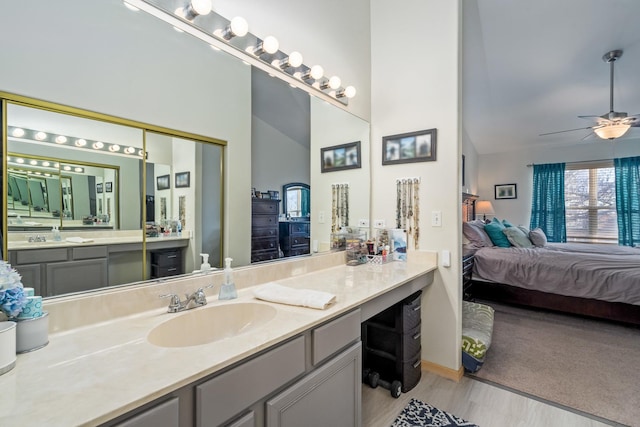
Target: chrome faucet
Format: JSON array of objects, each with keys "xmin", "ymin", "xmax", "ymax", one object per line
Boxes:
[
  {"xmin": 28, "ymin": 234, "xmax": 47, "ymax": 243},
  {"xmin": 160, "ymin": 284, "xmax": 214, "ymax": 313}
]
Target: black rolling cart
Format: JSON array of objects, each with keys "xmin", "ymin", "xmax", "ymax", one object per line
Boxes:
[{"xmin": 362, "ymin": 290, "xmax": 422, "ymax": 398}]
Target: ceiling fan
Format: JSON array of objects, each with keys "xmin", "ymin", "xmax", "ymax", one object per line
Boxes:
[{"xmin": 540, "ymin": 49, "xmax": 639, "ymax": 140}]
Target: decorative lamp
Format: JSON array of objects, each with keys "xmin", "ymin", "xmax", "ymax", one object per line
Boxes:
[{"xmin": 475, "ymin": 200, "xmax": 495, "ymax": 222}]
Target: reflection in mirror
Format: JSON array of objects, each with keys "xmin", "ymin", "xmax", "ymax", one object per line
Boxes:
[{"xmin": 283, "ymin": 183, "xmax": 310, "ymax": 218}]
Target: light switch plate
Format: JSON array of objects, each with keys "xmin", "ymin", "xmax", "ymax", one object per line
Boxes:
[
  {"xmin": 358, "ymin": 219, "xmax": 369, "ymax": 227},
  {"xmin": 374, "ymin": 219, "xmax": 385, "ymax": 228},
  {"xmin": 431, "ymin": 211, "xmax": 442, "ymax": 227},
  {"xmin": 318, "ymin": 211, "xmax": 325, "ymax": 224}
]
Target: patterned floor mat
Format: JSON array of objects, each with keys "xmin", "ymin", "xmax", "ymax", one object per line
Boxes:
[{"xmin": 391, "ymin": 398, "xmax": 479, "ymax": 427}]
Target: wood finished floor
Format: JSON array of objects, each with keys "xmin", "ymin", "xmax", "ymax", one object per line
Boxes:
[{"xmin": 362, "ymin": 371, "xmax": 616, "ymax": 427}]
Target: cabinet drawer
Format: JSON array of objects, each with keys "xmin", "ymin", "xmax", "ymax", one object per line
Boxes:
[
  {"xmin": 73, "ymin": 246, "xmax": 108, "ymax": 260},
  {"xmin": 252, "ymin": 227, "xmax": 278, "ymax": 238},
  {"xmin": 196, "ymin": 336, "xmax": 305, "ymax": 427},
  {"xmin": 151, "ymin": 265, "xmax": 182, "ymax": 277},
  {"xmin": 16, "ymin": 248, "xmax": 67, "ymax": 264},
  {"xmin": 252, "ymin": 237, "xmax": 279, "ymax": 251},
  {"xmin": 151, "ymin": 250, "xmax": 182, "ymax": 267},
  {"xmin": 252, "ymin": 200, "xmax": 280, "ymax": 214},
  {"xmin": 312, "ymin": 309, "xmax": 361, "ymax": 365},
  {"xmin": 286, "ymin": 247, "xmax": 310, "ymax": 257},
  {"xmin": 251, "ymin": 250, "xmax": 279, "ymax": 263},
  {"xmin": 252, "ymin": 215, "xmax": 278, "ymax": 228},
  {"xmin": 114, "ymin": 397, "xmax": 179, "ymax": 427}
]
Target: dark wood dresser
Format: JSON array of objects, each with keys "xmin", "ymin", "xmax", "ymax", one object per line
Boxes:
[
  {"xmin": 251, "ymin": 198, "xmax": 280, "ymax": 263},
  {"xmin": 279, "ymin": 220, "xmax": 310, "ymax": 257},
  {"xmin": 150, "ymin": 248, "xmax": 184, "ymax": 278}
]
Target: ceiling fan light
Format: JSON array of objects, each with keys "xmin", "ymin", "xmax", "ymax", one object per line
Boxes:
[{"xmin": 594, "ymin": 123, "xmax": 631, "ymax": 140}]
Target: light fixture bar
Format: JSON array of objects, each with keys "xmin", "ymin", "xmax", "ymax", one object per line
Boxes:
[{"xmin": 126, "ymin": 0, "xmax": 355, "ymax": 108}]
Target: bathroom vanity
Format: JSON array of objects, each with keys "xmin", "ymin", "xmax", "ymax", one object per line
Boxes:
[{"xmin": 0, "ymin": 252, "xmax": 436, "ymax": 427}]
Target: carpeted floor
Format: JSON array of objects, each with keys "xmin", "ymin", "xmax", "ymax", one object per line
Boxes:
[{"xmin": 469, "ymin": 302, "xmax": 640, "ymax": 427}]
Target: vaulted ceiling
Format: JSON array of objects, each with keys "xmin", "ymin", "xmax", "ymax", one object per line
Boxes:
[{"xmin": 462, "ymin": 0, "xmax": 640, "ymax": 155}]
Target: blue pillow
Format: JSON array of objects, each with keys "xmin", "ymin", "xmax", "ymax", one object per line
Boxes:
[
  {"xmin": 484, "ymin": 221, "xmax": 511, "ymax": 247},
  {"xmin": 502, "ymin": 219, "xmax": 513, "ymax": 228}
]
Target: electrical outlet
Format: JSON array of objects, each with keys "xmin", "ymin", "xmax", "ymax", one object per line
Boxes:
[
  {"xmin": 431, "ymin": 210, "xmax": 442, "ymax": 227},
  {"xmin": 358, "ymin": 219, "xmax": 369, "ymax": 227},
  {"xmin": 374, "ymin": 219, "xmax": 385, "ymax": 228},
  {"xmin": 318, "ymin": 211, "xmax": 325, "ymax": 224}
]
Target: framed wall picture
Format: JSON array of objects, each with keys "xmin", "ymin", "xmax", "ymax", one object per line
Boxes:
[
  {"xmin": 175, "ymin": 171, "xmax": 190, "ymax": 188},
  {"xmin": 156, "ymin": 174, "xmax": 170, "ymax": 191},
  {"xmin": 96, "ymin": 183, "xmax": 103, "ymax": 194},
  {"xmin": 495, "ymin": 183, "xmax": 517, "ymax": 199},
  {"xmin": 105, "ymin": 182, "xmax": 113, "ymax": 193},
  {"xmin": 321, "ymin": 141, "xmax": 361, "ymax": 173},
  {"xmin": 382, "ymin": 128, "xmax": 437, "ymax": 165}
]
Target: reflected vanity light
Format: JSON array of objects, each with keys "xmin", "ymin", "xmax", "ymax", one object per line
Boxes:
[
  {"xmin": 216, "ymin": 16, "xmax": 249, "ymax": 40},
  {"xmin": 93, "ymin": 141, "xmax": 104, "ymax": 149},
  {"xmin": 12, "ymin": 128, "xmax": 25, "ymax": 137},
  {"xmin": 34, "ymin": 131, "xmax": 47, "ymax": 141},
  {"xmin": 75, "ymin": 138, "xmax": 87, "ymax": 147},
  {"xmin": 55, "ymin": 135, "xmax": 67, "ymax": 144},
  {"xmin": 29, "ymin": 160, "xmax": 38, "ymax": 166},
  {"xmin": 42, "ymin": 161, "xmax": 50, "ymax": 167},
  {"xmin": 63, "ymin": 166, "xmax": 71, "ymax": 171},
  {"xmin": 74, "ymin": 167, "xmax": 83, "ymax": 172},
  {"xmin": 109, "ymin": 144, "xmax": 121, "ymax": 152},
  {"xmin": 16, "ymin": 158, "xmax": 24, "ymax": 164},
  {"xmin": 124, "ymin": 146, "xmax": 136, "ymax": 154}
]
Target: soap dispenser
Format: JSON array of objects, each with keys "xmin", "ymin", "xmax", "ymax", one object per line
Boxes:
[
  {"xmin": 218, "ymin": 257, "xmax": 238, "ymax": 300},
  {"xmin": 52, "ymin": 226, "xmax": 62, "ymax": 242},
  {"xmin": 200, "ymin": 253, "xmax": 211, "ymax": 273}
]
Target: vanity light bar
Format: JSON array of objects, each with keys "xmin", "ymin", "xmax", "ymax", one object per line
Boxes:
[
  {"xmin": 7, "ymin": 126, "xmax": 144, "ymax": 158},
  {"xmin": 126, "ymin": 0, "xmax": 356, "ymax": 107},
  {"xmin": 7, "ymin": 157, "xmax": 84, "ymax": 174}
]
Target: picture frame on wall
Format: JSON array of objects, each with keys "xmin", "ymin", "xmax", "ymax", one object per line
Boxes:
[
  {"xmin": 156, "ymin": 174, "xmax": 170, "ymax": 191},
  {"xmin": 105, "ymin": 182, "xmax": 113, "ymax": 193},
  {"xmin": 382, "ymin": 128, "xmax": 437, "ymax": 165},
  {"xmin": 321, "ymin": 141, "xmax": 361, "ymax": 173},
  {"xmin": 495, "ymin": 183, "xmax": 517, "ymax": 199},
  {"xmin": 96, "ymin": 183, "xmax": 103, "ymax": 194},
  {"xmin": 175, "ymin": 171, "xmax": 190, "ymax": 188}
]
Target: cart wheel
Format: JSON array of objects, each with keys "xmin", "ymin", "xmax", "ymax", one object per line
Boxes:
[
  {"xmin": 390, "ymin": 380, "xmax": 402, "ymax": 398},
  {"xmin": 367, "ymin": 371, "xmax": 380, "ymax": 388}
]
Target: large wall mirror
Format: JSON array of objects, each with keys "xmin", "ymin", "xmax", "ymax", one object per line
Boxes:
[{"xmin": 0, "ymin": 0, "xmax": 370, "ymax": 300}]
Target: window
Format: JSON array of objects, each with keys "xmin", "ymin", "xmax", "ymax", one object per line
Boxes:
[{"xmin": 564, "ymin": 161, "xmax": 617, "ymax": 243}]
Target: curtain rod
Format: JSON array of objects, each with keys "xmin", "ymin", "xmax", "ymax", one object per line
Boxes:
[{"xmin": 526, "ymin": 157, "xmax": 617, "ymax": 167}]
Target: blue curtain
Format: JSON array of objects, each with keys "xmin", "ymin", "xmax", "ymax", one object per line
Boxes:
[
  {"xmin": 530, "ymin": 163, "xmax": 566, "ymax": 242},
  {"xmin": 614, "ymin": 156, "xmax": 640, "ymax": 246},
  {"xmin": 301, "ymin": 187, "xmax": 310, "ymax": 217}
]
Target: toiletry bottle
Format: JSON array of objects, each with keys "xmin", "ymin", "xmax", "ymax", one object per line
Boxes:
[
  {"xmin": 52, "ymin": 226, "xmax": 62, "ymax": 242},
  {"xmin": 218, "ymin": 257, "xmax": 238, "ymax": 300},
  {"xmin": 200, "ymin": 253, "xmax": 211, "ymax": 273}
]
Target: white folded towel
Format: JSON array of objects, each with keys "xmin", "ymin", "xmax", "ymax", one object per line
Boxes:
[
  {"xmin": 253, "ymin": 283, "xmax": 336, "ymax": 310},
  {"xmin": 65, "ymin": 237, "xmax": 94, "ymax": 243}
]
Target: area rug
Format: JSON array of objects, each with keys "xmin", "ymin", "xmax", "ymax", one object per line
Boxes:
[
  {"xmin": 391, "ymin": 398, "xmax": 479, "ymax": 427},
  {"xmin": 469, "ymin": 301, "xmax": 640, "ymax": 426}
]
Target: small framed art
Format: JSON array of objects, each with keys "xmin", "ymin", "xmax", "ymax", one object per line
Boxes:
[
  {"xmin": 495, "ymin": 183, "xmax": 517, "ymax": 199},
  {"xmin": 105, "ymin": 182, "xmax": 113, "ymax": 193},
  {"xmin": 96, "ymin": 183, "xmax": 103, "ymax": 194},
  {"xmin": 382, "ymin": 128, "xmax": 437, "ymax": 165},
  {"xmin": 175, "ymin": 171, "xmax": 190, "ymax": 188},
  {"xmin": 156, "ymin": 174, "xmax": 170, "ymax": 191},
  {"xmin": 321, "ymin": 141, "xmax": 361, "ymax": 173}
]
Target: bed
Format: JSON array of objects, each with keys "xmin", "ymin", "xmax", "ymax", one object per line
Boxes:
[{"xmin": 463, "ymin": 219, "xmax": 640, "ymax": 326}]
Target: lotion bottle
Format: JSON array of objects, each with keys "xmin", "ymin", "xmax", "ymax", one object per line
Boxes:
[
  {"xmin": 218, "ymin": 257, "xmax": 238, "ymax": 300},
  {"xmin": 200, "ymin": 253, "xmax": 211, "ymax": 273}
]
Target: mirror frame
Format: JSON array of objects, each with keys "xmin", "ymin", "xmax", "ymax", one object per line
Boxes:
[{"xmin": 1, "ymin": 91, "xmax": 227, "ymax": 277}]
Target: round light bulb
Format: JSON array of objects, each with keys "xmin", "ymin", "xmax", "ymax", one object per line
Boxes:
[
  {"xmin": 109, "ymin": 144, "xmax": 121, "ymax": 152},
  {"xmin": 55, "ymin": 135, "xmax": 68, "ymax": 144},
  {"xmin": 75, "ymin": 138, "xmax": 87, "ymax": 147},
  {"xmin": 12, "ymin": 128, "xmax": 25, "ymax": 137},
  {"xmin": 30, "ymin": 160, "xmax": 38, "ymax": 166},
  {"xmin": 229, "ymin": 16, "xmax": 248, "ymax": 37},
  {"xmin": 190, "ymin": 0, "xmax": 212, "ymax": 16},
  {"xmin": 16, "ymin": 158, "xmax": 25, "ymax": 164},
  {"xmin": 138, "ymin": 149, "xmax": 145, "ymax": 157},
  {"xmin": 93, "ymin": 141, "xmax": 104, "ymax": 149},
  {"xmin": 35, "ymin": 132, "xmax": 47, "ymax": 141},
  {"xmin": 63, "ymin": 165, "xmax": 71, "ymax": 171},
  {"xmin": 42, "ymin": 162, "xmax": 51, "ymax": 167},
  {"xmin": 328, "ymin": 76, "xmax": 341, "ymax": 90},
  {"xmin": 262, "ymin": 36, "xmax": 279, "ymax": 54},
  {"xmin": 310, "ymin": 65, "xmax": 324, "ymax": 80},
  {"xmin": 344, "ymin": 86, "xmax": 357, "ymax": 98},
  {"xmin": 124, "ymin": 146, "xmax": 136, "ymax": 154},
  {"xmin": 288, "ymin": 51, "xmax": 303, "ymax": 68},
  {"xmin": 74, "ymin": 167, "xmax": 83, "ymax": 172},
  {"xmin": 54, "ymin": 163, "xmax": 60, "ymax": 168}
]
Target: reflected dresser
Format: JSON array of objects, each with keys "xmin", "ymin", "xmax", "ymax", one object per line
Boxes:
[{"xmin": 251, "ymin": 198, "xmax": 280, "ymax": 263}]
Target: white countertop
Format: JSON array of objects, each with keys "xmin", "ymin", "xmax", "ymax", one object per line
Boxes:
[
  {"xmin": 0, "ymin": 259, "xmax": 436, "ymax": 426},
  {"xmin": 7, "ymin": 234, "xmax": 188, "ymax": 250}
]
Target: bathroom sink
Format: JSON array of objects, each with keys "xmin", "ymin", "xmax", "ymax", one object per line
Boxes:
[{"xmin": 147, "ymin": 302, "xmax": 277, "ymax": 348}]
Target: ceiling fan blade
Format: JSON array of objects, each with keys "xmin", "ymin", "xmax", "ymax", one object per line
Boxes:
[{"xmin": 539, "ymin": 126, "xmax": 595, "ymax": 136}]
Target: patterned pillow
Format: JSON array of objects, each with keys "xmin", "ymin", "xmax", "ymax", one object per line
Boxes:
[
  {"xmin": 503, "ymin": 227, "xmax": 533, "ymax": 248},
  {"xmin": 484, "ymin": 220, "xmax": 511, "ymax": 247},
  {"xmin": 529, "ymin": 227, "xmax": 548, "ymax": 247},
  {"xmin": 463, "ymin": 220, "xmax": 494, "ymax": 247}
]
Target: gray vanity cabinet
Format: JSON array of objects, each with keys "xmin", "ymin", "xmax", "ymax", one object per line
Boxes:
[
  {"xmin": 114, "ymin": 397, "xmax": 179, "ymax": 427},
  {"xmin": 266, "ymin": 342, "xmax": 361, "ymax": 427}
]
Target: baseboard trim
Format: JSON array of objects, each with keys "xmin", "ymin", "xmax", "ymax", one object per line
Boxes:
[{"xmin": 421, "ymin": 360, "xmax": 464, "ymax": 382}]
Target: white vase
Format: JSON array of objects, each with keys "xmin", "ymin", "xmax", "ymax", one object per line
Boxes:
[
  {"xmin": 0, "ymin": 321, "xmax": 17, "ymax": 375},
  {"xmin": 16, "ymin": 312, "xmax": 49, "ymax": 354}
]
